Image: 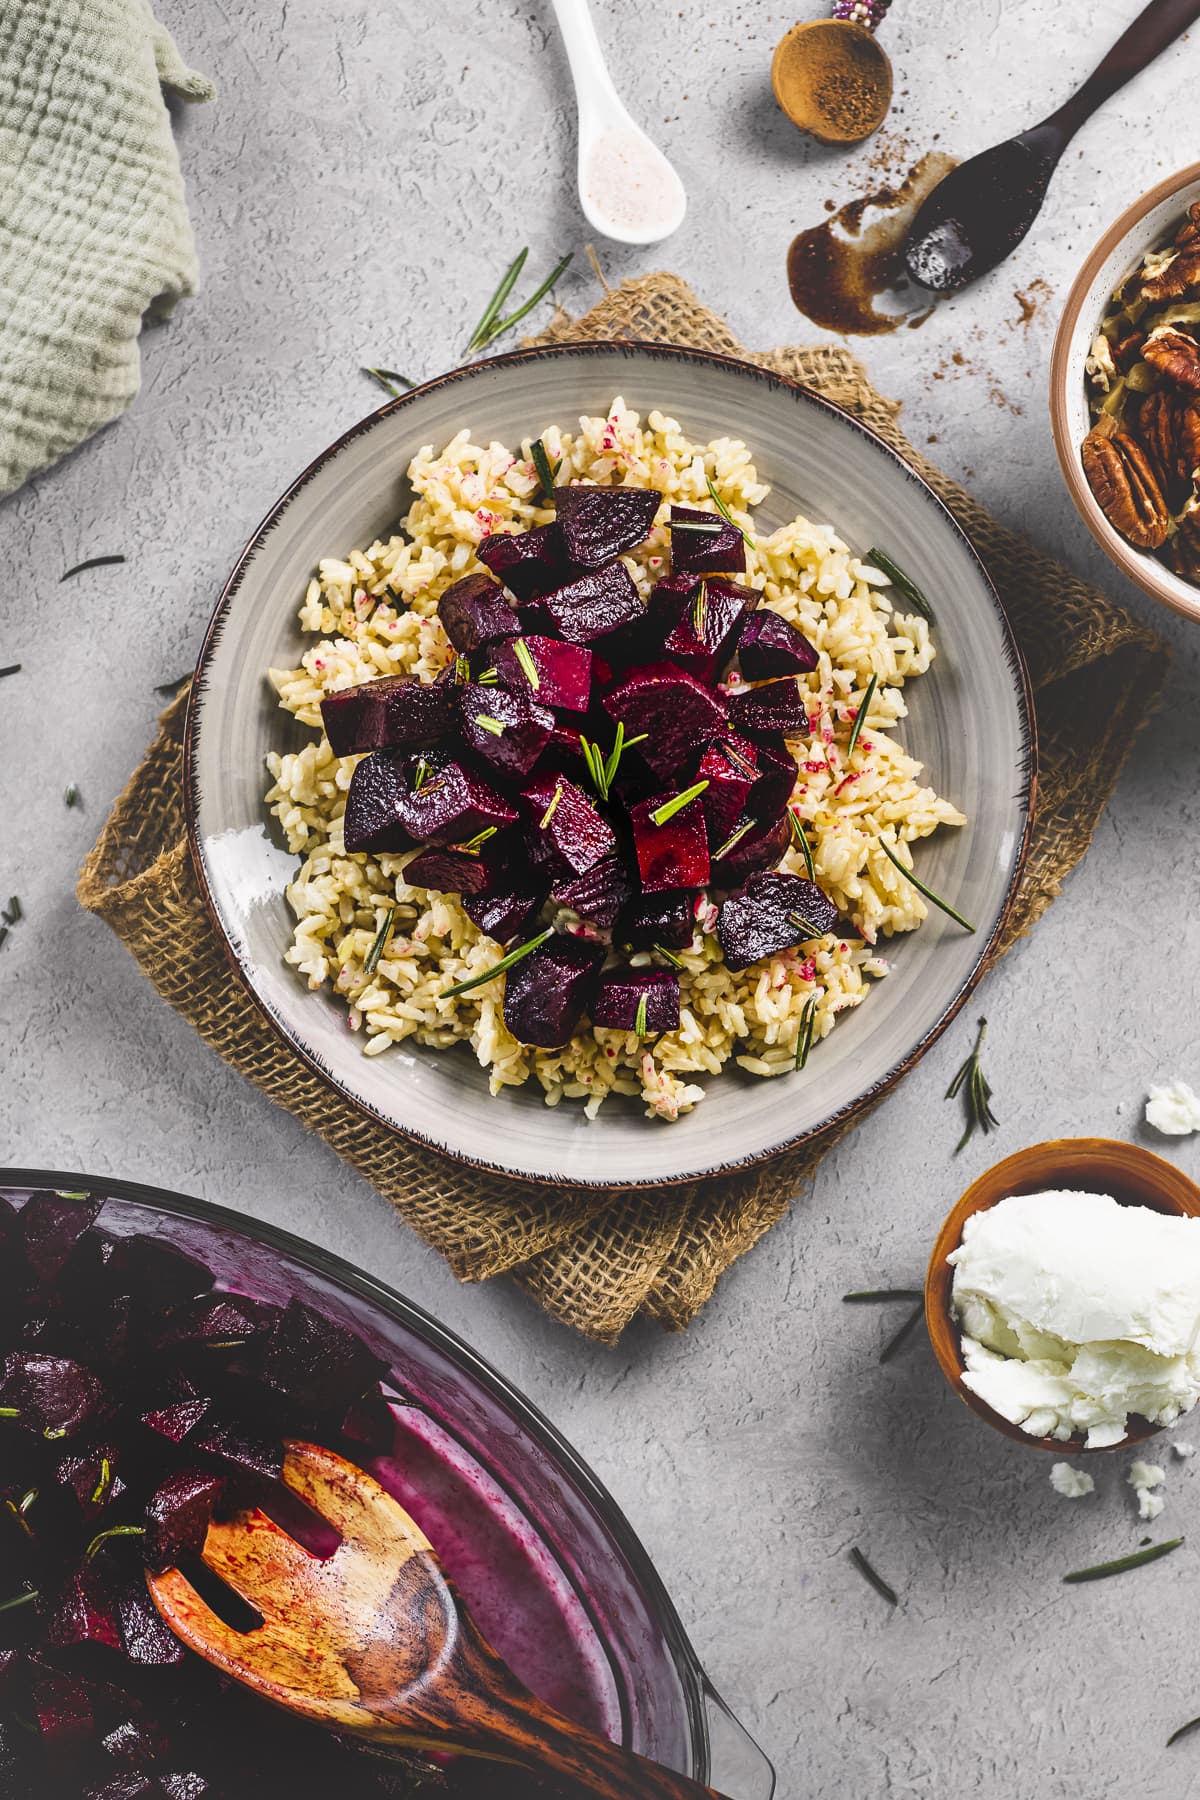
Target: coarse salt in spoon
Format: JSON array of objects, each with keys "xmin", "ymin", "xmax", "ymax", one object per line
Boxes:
[{"xmin": 550, "ymin": 0, "xmax": 686, "ymax": 246}]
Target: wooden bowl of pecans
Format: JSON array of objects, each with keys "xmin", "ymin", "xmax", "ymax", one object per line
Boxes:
[{"xmin": 1051, "ymin": 161, "xmax": 1200, "ymax": 624}]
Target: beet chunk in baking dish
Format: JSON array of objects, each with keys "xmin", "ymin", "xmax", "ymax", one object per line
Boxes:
[
  {"xmin": 502, "ymin": 936, "xmax": 605, "ymax": 1047},
  {"xmin": 717, "ymin": 870, "xmax": 839, "ymax": 970}
]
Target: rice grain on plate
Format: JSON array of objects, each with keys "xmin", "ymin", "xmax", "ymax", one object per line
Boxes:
[{"xmin": 265, "ymin": 399, "xmax": 964, "ymax": 1121}]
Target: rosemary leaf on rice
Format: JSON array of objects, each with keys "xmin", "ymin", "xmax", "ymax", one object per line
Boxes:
[{"xmin": 363, "ymin": 907, "xmax": 397, "ymax": 978}]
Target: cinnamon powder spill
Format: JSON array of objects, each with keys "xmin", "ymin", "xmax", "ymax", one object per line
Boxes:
[{"xmin": 786, "ymin": 151, "xmax": 957, "ymax": 336}]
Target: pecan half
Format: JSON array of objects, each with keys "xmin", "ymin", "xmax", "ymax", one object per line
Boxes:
[
  {"xmin": 1142, "ymin": 325, "xmax": 1200, "ymax": 392},
  {"xmin": 1113, "ymin": 329, "xmax": 1148, "ymax": 373},
  {"xmin": 1138, "ymin": 390, "xmax": 1200, "ymax": 494},
  {"xmin": 1172, "ymin": 498, "xmax": 1200, "ymax": 579},
  {"xmin": 1080, "ymin": 415, "xmax": 1171, "ymax": 549},
  {"xmin": 1175, "ymin": 202, "xmax": 1200, "ymax": 252},
  {"xmin": 1140, "ymin": 247, "xmax": 1200, "ymax": 304}
]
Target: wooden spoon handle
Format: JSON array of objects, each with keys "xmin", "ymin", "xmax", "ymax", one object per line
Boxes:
[{"xmin": 1047, "ymin": 0, "xmax": 1200, "ymax": 138}]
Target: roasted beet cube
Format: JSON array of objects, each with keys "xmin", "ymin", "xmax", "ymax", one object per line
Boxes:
[
  {"xmin": 616, "ymin": 889, "xmax": 696, "ymax": 951},
  {"xmin": 603, "ymin": 662, "xmax": 727, "ymax": 781},
  {"xmin": 112, "ymin": 1580, "xmax": 187, "ymax": 1669},
  {"xmin": 539, "ymin": 561, "xmax": 643, "ymax": 647},
  {"xmin": 143, "ymin": 1470, "xmax": 224, "ymax": 1573},
  {"xmin": 717, "ymin": 871, "xmax": 839, "ymax": 970},
  {"xmin": 736, "ymin": 608, "xmax": 818, "ymax": 679},
  {"xmin": 697, "ymin": 737, "xmax": 758, "ymax": 844},
  {"xmin": 101, "ymin": 1714, "xmax": 173, "ymax": 1769},
  {"xmin": 477, "ymin": 524, "xmax": 581, "ymax": 602},
  {"xmin": 320, "ymin": 674, "xmax": 453, "ymax": 759},
  {"xmin": 553, "ymin": 483, "xmax": 661, "ymax": 567},
  {"xmin": 141, "ymin": 1396, "xmax": 210, "ymax": 1445},
  {"xmin": 714, "ymin": 813, "xmax": 791, "ymax": 885},
  {"xmin": 259, "ymin": 1298, "xmax": 385, "ymax": 1416},
  {"xmin": 110, "ymin": 1236, "xmax": 214, "ymax": 1311},
  {"xmin": 592, "ymin": 970, "xmax": 681, "ymax": 1034},
  {"xmin": 20, "ymin": 1192, "xmax": 101, "ymax": 1283},
  {"xmin": 403, "ymin": 845, "xmax": 494, "ymax": 896},
  {"xmin": 631, "ymin": 790, "xmax": 712, "ymax": 893},
  {"xmin": 0, "ymin": 1352, "xmax": 106, "ymax": 1439},
  {"xmin": 193, "ymin": 1417, "xmax": 282, "ymax": 1483},
  {"xmin": 46, "ymin": 1565, "xmax": 122, "ymax": 1653},
  {"xmin": 522, "ymin": 775, "xmax": 616, "ymax": 876},
  {"xmin": 501, "ymin": 937, "xmax": 604, "ymax": 1048},
  {"xmin": 750, "ymin": 737, "xmax": 799, "ymax": 826},
  {"xmin": 669, "ymin": 505, "xmax": 746, "ymax": 575},
  {"xmin": 551, "ymin": 855, "xmax": 633, "ymax": 929},
  {"xmin": 31, "ymin": 1668, "xmax": 94, "ymax": 1756},
  {"xmin": 463, "ymin": 888, "xmax": 546, "ymax": 944},
  {"xmin": 437, "ymin": 572, "xmax": 519, "ymax": 652},
  {"xmin": 56, "ymin": 1442, "xmax": 125, "ymax": 1514},
  {"xmin": 458, "ymin": 682, "xmax": 555, "ymax": 777},
  {"xmin": 342, "ymin": 750, "xmax": 416, "ymax": 854},
  {"xmin": 392, "ymin": 756, "xmax": 518, "ymax": 847},
  {"xmin": 157, "ymin": 1776, "xmax": 213, "ymax": 1800},
  {"xmin": 490, "ymin": 634, "xmax": 593, "ymax": 711},
  {"xmin": 656, "ymin": 577, "xmax": 751, "ymax": 683},
  {"xmin": 728, "ymin": 678, "xmax": 810, "ymax": 737},
  {"xmin": 85, "ymin": 1778, "xmax": 155, "ymax": 1800}
]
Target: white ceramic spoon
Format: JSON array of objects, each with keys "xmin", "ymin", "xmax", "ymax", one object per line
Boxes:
[{"xmin": 549, "ymin": 0, "xmax": 686, "ymax": 246}]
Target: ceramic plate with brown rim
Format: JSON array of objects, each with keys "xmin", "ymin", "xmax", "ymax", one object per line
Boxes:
[{"xmin": 185, "ymin": 343, "xmax": 1034, "ymax": 1189}]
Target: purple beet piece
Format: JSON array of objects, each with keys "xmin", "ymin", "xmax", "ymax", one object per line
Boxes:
[
  {"xmin": 696, "ymin": 737, "xmax": 758, "ymax": 844},
  {"xmin": 591, "ymin": 970, "xmax": 681, "ymax": 1034},
  {"xmin": 101, "ymin": 1715, "xmax": 172, "ymax": 1770},
  {"xmin": 458, "ymin": 682, "xmax": 555, "ymax": 778},
  {"xmin": 109, "ymin": 1236, "xmax": 214, "ymax": 1310},
  {"xmin": 193, "ymin": 1417, "xmax": 282, "ymax": 1483},
  {"xmin": 113, "ymin": 1579, "xmax": 185, "ymax": 1668},
  {"xmin": 477, "ymin": 524, "xmax": 582, "ymax": 602},
  {"xmin": 259, "ymin": 1298, "xmax": 385, "ymax": 1416},
  {"xmin": 157, "ymin": 1776, "xmax": 212, "ymax": 1800},
  {"xmin": 714, "ymin": 813, "xmax": 791, "ymax": 885},
  {"xmin": 32, "ymin": 1669, "xmax": 94, "ymax": 1756},
  {"xmin": 320, "ymin": 673, "xmax": 453, "ymax": 760},
  {"xmin": 522, "ymin": 774, "xmax": 616, "ymax": 876},
  {"xmin": 342, "ymin": 750, "xmax": 416, "ymax": 854},
  {"xmin": 490, "ymin": 634, "xmax": 593, "ymax": 711},
  {"xmin": 749, "ymin": 736, "xmax": 799, "ymax": 827},
  {"xmin": 151, "ymin": 1293, "xmax": 274, "ymax": 1356},
  {"xmin": 630, "ymin": 790, "xmax": 712, "ymax": 893},
  {"xmin": 46, "ymin": 1565, "xmax": 122, "ymax": 1653},
  {"xmin": 20, "ymin": 1192, "xmax": 101, "ymax": 1283},
  {"xmin": 717, "ymin": 871, "xmax": 839, "ymax": 970},
  {"xmin": 85, "ymin": 1777, "xmax": 155, "ymax": 1800},
  {"xmin": 616, "ymin": 889, "xmax": 696, "ymax": 951},
  {"xmin": 551, "ymin": 855, "xmax": 633, "ymax": 929},
  {"xmin": 553, "ymin": 484, "xmax": 661, "ymax": 567},
  {"xmin": 539, "ymin": 561, "xmax": 643, "ymax": 647},
  {"xmin": 728, "ymin": 678, "xmax": 810, "ymax": 738},
  {"xmin": 141, "ymin": 1397, "xmax": 209, "ymax": 1445},
  {"xmin": 603, "ymin": 662, "xmax": 727, "ymax": 781},
  {"xmin": 463, "ymin": 888, "xmax": 546, "ymax": 945},
  {"xmin": 657, "ymin": 577, "xmax": 751, "ymax": 683},
  {"xmin": 56, "ymin": 1442, "xmax": 125, "ymax": 1514},
  {"xmin": 669, "ymin": 505, "xmax": 746, "ymax": 576},
  {"xmin": 437, "ymin": 572, "xmax": 519, "ymax": 652},
  {"xmin": 0, "ymin": 1352, "xmax": 106, "ymax": 1439},
  {"xmin": 392, "ymin": 755, "xmax": 518, "ymax": 847},
  {"xmin": 736, "ymin": 608, "xmax": 818, "ymax": 679},
  {"xmin": 501, "ymin": 937, "xmax": 604, "ymax": 1048},
  {"xmin": 404, "ymin": 845, "xmax": 501, "ymax": 897},
  {"xmin": 142, "ymin": 1469, "xmax": 224, "ymax": 1574}
]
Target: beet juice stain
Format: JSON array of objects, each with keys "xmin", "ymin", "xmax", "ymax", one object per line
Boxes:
[{"xmin": 787, "ymin": 151, "xmax": 957, "ymax": 335}]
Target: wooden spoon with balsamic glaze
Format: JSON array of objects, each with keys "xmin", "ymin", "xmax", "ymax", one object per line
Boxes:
[
  {"xmin": 905, "ymin": 0, "xmax": 1200, "ymax": 293},
  {"xmin": 148, "ymin": 1441, "xmax": 732, "ymax": 1800}
]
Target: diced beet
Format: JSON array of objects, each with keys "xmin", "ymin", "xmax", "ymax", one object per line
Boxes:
[
  {"xmin": 392, "ymin": 755, "xmax": 518, "ymax": 847},
  {"xmin": 463, "ymin": 888, "xmax": 546, "ymax": 945},
  {"xmin": 340, "ymin": 1394, "xmax": 399, "ymax": 1457},
  {"xmin": 32, "ymin": 1668, "xmax": 94, "ymax": 1755},
  {"xmin": 477, "ymin": 524, "xmax": 582, "ymax": 602},
  {"xmin": 697, "ymin": 738, "xmax": 758, "ymax": 844},
  {"xmin": 630, "ymin": 790, "xmax": 712, "ymax": 893},
  {"xmin": 717, "ymin": 871, "xmax": 839, "ymax": 970},
  {"xmin": 0, "ymin": 1352, "xmax": 107, "ymax": 1439},
  {"xmin": 101, "ymin": 1714, "xmax": 172, "ymax": 1770},
  {"xmin": 490, "ymin": 634, "xmax": 593, "ymax": 712},
  {"xmin": 142, "ymin": 1470, "xmax": 224, "ymax": 1574},
  {"xmin": 539, "ymin": 561, "xmax": 643, "ymax": 647},
  {"xmin": 113, "ymin": 1578, "xmax": 185, "ymax": 1668},
  {"xmin": 320, "ymin": 674, "xmax": 453, "ymax": 759},
  {"xmin": 616, "ymin": 889, "xmax": 696, "ymax": 951},
  {"xmin": 553, "ymin": 484, "xmax": 661, "ymax": 567},
  {"xmin": 736, "ymin": 608, "xmax": 818, "ymax": 679},
  {"xmin": 458, "ymin": 682, "xmax": 555, "ymax": 777},
  {"xmin": 551, "ymin": 855, "xmax": 633, "ymax": 929},
  {"xmin": 437, "ymin": 572, "xmax": 519, "ymax": 652},
  {"xmin": 728, "ymin": 678, "xmax": 810, "ymax": 737},
  {"xmin": 501, "ymin": 937, "xmax": 604, "ymax": 1048},
  {"xmin": 259, "ymin": 1299, "xmax": 385, "ymax": 1416},
  {"xmin": 405, "ymin": 845, "xmax": 503, "ymax": 897},
  {"xmin": 714, "ymin": 813, "xmax": 791, "ymax": 885},
  {"xmin": 656, "ymin": 577, "xmax": 750, "ymax": 683},
  {"xmin": 602, "ymin": 662, "xmax": 727, "ymax": 781},
  {"xmin": 110, "ymin": 1237, "xmax": 214, "ymax": 1312},
  {"xmin": 157, "ymin": 1776, "xmax": 212, "ymax": 1800},
  {"xmin": 669, "ymin": 505, "xmax": 746, "ymax": 576},
  {"xmin": 20, "ymin": 1193, "xmax": 102, "ymax": 1283},
  {"xmin": 141, "ymin": 1397, "xmax": 210, "ymax": 1445},
  {"xmin": 342, "ymin": 750, "xmax": 416, "ymax": 854},
  {"xmin": 151, "ymin": 1293, "xmax": 274, "ymax": 1358},
  {"xmin": 56, "ymin": 1442, "xmax": 125, "ymax": 1515},
  {"xmin": 193, "ymin": 1417, "xmax": 283, "ymax": 1484},
  {"xmin": 750, "ymin": 737, "xmax": 799, "ymax": 826},
  {"xmin": 592, "ymin": 971, "xmax": 681, "ymax": 1034},
  {"xmin": 522, "ymin": 775, "xmax": 616, "ymax": 876},
  {"xmin": 84, "ymin": 1775, "xmax": 155, "ymax": 1800},
  {"xmin": 47, "ymin": 1565, "xmax": 122, "ymax": 1653}
]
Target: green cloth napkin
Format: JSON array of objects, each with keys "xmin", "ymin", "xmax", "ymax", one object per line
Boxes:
[{"xmin": 0, "ymin": 0, "xmax": 211, "ymax": 497}]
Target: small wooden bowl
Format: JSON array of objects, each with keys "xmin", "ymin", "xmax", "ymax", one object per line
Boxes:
[
  {"xmin": 770, "ymin": 20, "xmax": 892, "ymax": 146},
  {"xmin": 925, "ymin": 1138, "xmax": 1200, "ymax": 1454}
]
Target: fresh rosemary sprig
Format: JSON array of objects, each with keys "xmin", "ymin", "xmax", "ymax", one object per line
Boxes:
[
  {"xmin": 0, "ymin": 664, "xmax": 21, "ymax": 679},
  {"xmin": 946, "ymin": 1017, "xmax": 998, "ymax": 1153},
  {"xmin": 529, "ymin": 437, "xmax": 560, "ymax": 503},
  {"xmin": 0, "ymin": 1588, "xmax": 38, "ymax": 1615},
  {"xmin": 441, "ymin": 928, "xmax": 553, "ymax": 999},
  {"xmin": 466, "ymin": 250, "xmax": 573, "ymax": 355},
  {"xmin": 787, "ymin": 807, "xmax": 816, "ymax": 879},
  {"xmin": 85, "ymin": 1524, "xmax": 145, "ymax": 1563},
  {"xmin": 579, "ymin": 721, "xmax": 647, "ymax": 803},
  {"xmin": 848, "ymin": 1546, "xmax": 898, "ymax": 1607},
  {"xmin": 458, "ymin": 827, "xmax": 497, "ymax": 855},
  {"xmin": 650, "ymin": 781, "xmax": 708, "ymax": 827},
  {"xmin": 60, "ymin": 555, "xmax": 125, "ymax": 582},
  {"xmin": 2, "ymin": 896, "xmax": 20, "ymax": 925},
  {"xmin": 473, "ymin": 714, "xmax": 506, "ymax": 737},
  {"xmin": 512, "ymin": 638, "xmax": 540, "ymax": 689},
  {"xmin": 634, "ymin": 994, "xmax": 649, "ymax": 1037},
  {"xmin": 363, "ymin": 367, "xmax": 415, "ymax": 399},
  {"xmin": 4, "ymin": 1488, "xmax": 37, "ymax": 1538},
  {"xmin": 654, "ymin": 943, "xmax": 686, "ymax": 969},
  {"xmin": 713, "ymin": 818, "xmax": 755, "ymax": 861},
  {"xmin": 794, "ymin": 995, "xmax": 818, "ymax": 1070},
  {"xmin": 539, "ymin": 785, "xmax": 564, "ymax": 829},
  {"xmin": 465, "ymin": 248, "xmax": 528, "ymax": 352},
  {"xmin": 705, "ymin": 476, "xmax": 752, "ymax": 545},
  {"xmin": 846, "ymin": 671, "xmax": 878, "ymax": 760},
  {"xmin": 362, "ymin": 907, "xmax": 397, "ymax": 977},
  {"xmin": 90, "ymin": 1457, "xmax": 113, "ymax": 1505},
  {"xmin": 691, "ymin": 582, "xmax": 708, "ymax": 639},
  {"xmin": 842, "ymin": 1288, "xmax": 924, "ymax": 1304},
  {"xmin": 879, "ymin": 1302, "xmax": 926, "ymax": 1363},
  {"xmin": 879, "ymin": 834, "xmax": 975, "ymax": 933},
  {"xmin": 867, "ymin": 548, "xmax": 935, "ymax": 623},
  {"xmin": 670, "ymin": 516, "xmax": 724, "ymax": 535},
  {"xmin": 1063, "ymin": 1538, "xmax": 1183, "ymax": 1583},
  {"xmin": 787, "ymin": 910, "xmax": 827, "ymax": 940}
]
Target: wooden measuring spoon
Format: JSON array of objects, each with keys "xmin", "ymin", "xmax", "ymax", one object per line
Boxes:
[
  {"xmin": 148, "ymin": 1440, "xmax": 732, "ymax": 1800},
  {"xmin": 905, "ymin": 0, "xmax": 1200, "ymax": 292}
]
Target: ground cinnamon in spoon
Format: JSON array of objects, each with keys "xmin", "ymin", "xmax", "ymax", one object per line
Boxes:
[{"xmin": 772, "ymin": 21, "xmax": 891, "ymax": 144}]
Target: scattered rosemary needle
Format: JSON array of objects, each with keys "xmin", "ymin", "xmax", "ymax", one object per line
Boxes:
[
  {"xmin": 91, "ymin": 1456, "xmax": 112, "ymax": 1505},
  {"xmin": 466, "ymin": 250, "xmax": 573, "ymax": 355},
  {"xmin": 2, "ymin": 896, "xmax": 20, "ymax": 925},
  {"xmin": 846, "ymin": 671, "xmax": 878, "ymax": 760},
  {"xmin": 634, "ymin": 994, "xmax": 649, "ymax": 1037},
  {"xmin": 0, "ymin": 664, "xmax": 22, "ymax": 679},
  {"xmin": 84, "ymin": 1524, "xmax": 145, "ymax": 1563},
  {"xmin": 363, "ymin": 366, "xmax": 415, "ymax": 399},
  {"xmin": 705, "ymin": 475, "xmax": 752, "ymax": 545},
  {"xmin": 842, "ymin": 1288, "xmax": 924, "ymax": 1304},
  {"xmin": 793, "ymin": 995, "xmax": 818, "ymax": 1070},
  {"xmin": 867, "ymin": 548, "xmax": 935, "ymax": 623},
  {"xmin": 60, "ymin": 554, "xmax": 126, "ymax": 582},
  {"xmin": 1063, "ymin": 1538, "xmax": 1183, "ymax": 1583},
  {"xmin": 654, "ymin": 943, "xmax": 686, "ymax": 970},
  {"xmin": 441, "ymin": 927, "xmax": 553, "ymax": 999},
  {"xmin": 529, "ymin": 437, "xmax": 561, "ymax": 503},
  {"xmin": 64, "ymin": 783, "xmax": 80, "ymax": 808},
  {"xmin": 879, "ymin": 834, "xmax": 975, "ymax": 933},
  {"xmin": 714, "ymin": 818, "xmax": 755, "ymax": 861},
  {"xmin": 787, "ymin": 807, "xmax": 816, "ymax": 879},
  {"xmin": 539, "ymin": 785, "xmax": 564, "ymax": 829},
  {"xmin": 946, "ymin": 1017, "xmax": 998, "ymax": 1153},
  {"xmin": 879, "ymin": 1301, "xmax": 926, "ymax": 1364},
  {"xmin": 473, "ymin": 714, "xmax": 506, "ymax": 737},
  {"xmin": 1167, "ymin": 1714, "xmax": 1200, "ymax": 1748},
  {"xmin": 0, "ymin": 1588, "xmax": 38, "ymax": 1615},
  {"xmin": 512, "ymin": 638, "xmax": 540, "ymax": 689},
  {"xmin": 650, "ymin": 781, "xmax": 708, "ymax": 827},
  {"xmin": 465, "ymin": 247, "xmax": 529, "ymax": 353},
  {"xmin": 848, "ymin": 1546, "xmax": 898, "ymax": 1607},
  {"xmin": 362, "ymin": 907, "xmax": 397, "ymax": 978},
  {"xmin": 787, "ymin": 910, "xmax": 826, "ymax": 940},
  {"xmin": 670, "ymin": 516, "xmax": 723, "ymax": 535},
  {"xmin": 691, "ymin": 582, "xmax": 708, "ymax": 638}
]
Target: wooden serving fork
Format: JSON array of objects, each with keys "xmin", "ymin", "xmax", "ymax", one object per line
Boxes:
[{"xmin": 148, "ymin": 1440, "xmax": 733, "ymax": 1800}]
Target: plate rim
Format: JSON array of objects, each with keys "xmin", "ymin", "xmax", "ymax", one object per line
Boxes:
[{"xmin": 184, "ymin": 340, "xmax": 1038, "ymax": 1190}]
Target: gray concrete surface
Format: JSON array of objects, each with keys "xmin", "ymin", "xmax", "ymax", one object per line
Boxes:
[{"xmin": 4, "ymin": 2, "xmax": 1200, "ymax": 1793}]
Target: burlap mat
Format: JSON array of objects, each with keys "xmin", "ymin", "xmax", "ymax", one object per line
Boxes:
[{"xmin": 78, "ymin": 273, "xmax": 1170, "ymax": 1343}]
